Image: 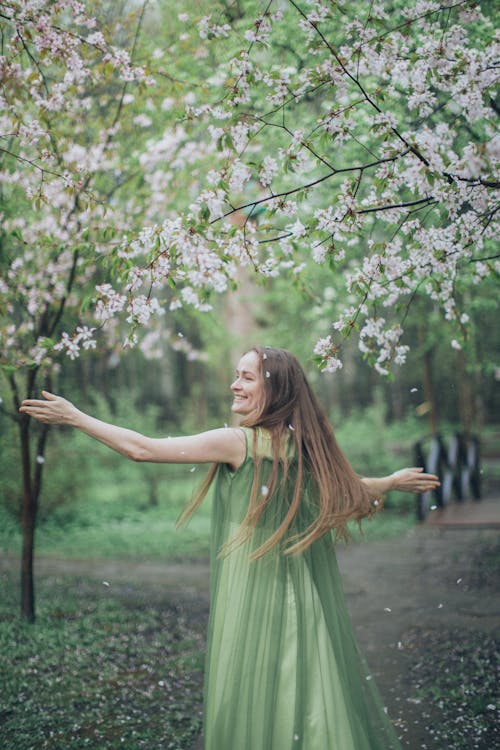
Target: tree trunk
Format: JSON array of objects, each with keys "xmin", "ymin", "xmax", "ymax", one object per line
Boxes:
[
  {"xmin": 148, "ymin": 475, "xmax": 159, "ymax": 507},
  {"xmin": 422, "ymin": 348, "xmax": 439, "ymax": 434},
  {"xmin": 19, "ymin": 416, "xmax": 36, "ymax": 622},
  {"xmin": 457, "ymin": 349, "xmax": 474, "ymax": 436},
  {"xmin": 15, "ymin": 370, "xmax": 49, "ymax": 622}
]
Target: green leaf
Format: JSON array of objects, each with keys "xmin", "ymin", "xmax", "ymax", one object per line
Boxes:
[{"xmin": 38, "ymin": 337, "xmax": 55, "ymax": 349}]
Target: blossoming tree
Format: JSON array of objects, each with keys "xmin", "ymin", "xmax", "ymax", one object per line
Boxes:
[
  {"xmin": 0, "ymin": 0, "xmax": 209, "ymax": 619},
  {"xmin": 76, "ymin": 0, "xmax": 497, "ymax": 375},
  {"xmin": 1, "ymin": 0, "xmax": 498, "ymax": 619}
]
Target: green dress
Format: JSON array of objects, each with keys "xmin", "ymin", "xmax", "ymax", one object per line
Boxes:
[{"xmin": 204, "ymin": 427, "xmax": 403, "ymax": 750}]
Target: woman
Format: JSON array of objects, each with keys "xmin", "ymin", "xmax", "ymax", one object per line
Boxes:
[{"xmin": 21, "ymin": 346, "xmax": 439, "ymax": 750}]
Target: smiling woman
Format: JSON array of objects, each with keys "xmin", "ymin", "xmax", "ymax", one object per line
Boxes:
[{"xmin": 20, "ymin": 346, "xmax": 439, "ymax": 750}]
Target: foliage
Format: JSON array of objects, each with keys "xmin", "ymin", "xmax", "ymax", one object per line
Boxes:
[
  {"xmin": 0, "ymin": 570, "xmax": 206, "ymax": 750},
  {"xmin": 1, "ymin": 0, "xmax": 498, "ymax": 375}
]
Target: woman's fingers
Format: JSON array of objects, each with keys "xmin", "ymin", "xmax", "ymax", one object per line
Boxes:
[
  {"xmin": 19, "ymin": 392, "xmax": 68, "ymax": 424},
  {"xmin": 19, "ymin": 403, "xmax": 51, "ymax": 418},
  {"xmin": 391, "ymin": 467, "xmax": 440, "ymax": 493},
  {"xmin": 417, "ymin": 472, "xmax": 439, "ymax": 482}
]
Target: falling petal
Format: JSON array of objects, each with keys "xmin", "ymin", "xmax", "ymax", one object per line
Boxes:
[
  {"xmin": 190, "ymin": 467, "xmax": 196, "ymax": 472},
  {"xmin": 102, "ymin": 581, "xmax": 110, "ymax": 587},
  {"xmin": 261, "ymin": 485, "xmax": 269, "ymax": 496},
  {"xmin": 384, "ymin": 607, "xmax": 392, "ymax": 613},
  {"xmin": 430, "ymin": 505, "xmax": 437, "ymax": 510},
  {"xmin": 265, "ymin": 371, "xmax": 271, "ymax": 378},
  {"xmin": 410, "ymin": 387, "xmax": 418, "ymax": 393}
]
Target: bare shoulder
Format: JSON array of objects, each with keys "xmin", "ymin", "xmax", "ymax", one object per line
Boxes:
[
  {"xmin": 203, "ymin": 426, "xmax": 245, "ymax": 446},
  {"xmin": 195, "ymin": 427, "xmax": 246, "ymax": 469},
  {"xmin": 204, "ymin": 427, "xmax": 246, "ymax": 469}
]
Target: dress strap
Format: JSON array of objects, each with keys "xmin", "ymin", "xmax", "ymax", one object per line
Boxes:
[
  {"xmin": 238, "ymin": 427, "xmax": 277, "ymax": 461},
  {"xmin": 238, "ymin": 426, "xmax": 252, "ymax": 464}
]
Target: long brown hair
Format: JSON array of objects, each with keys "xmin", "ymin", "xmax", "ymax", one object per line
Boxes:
[{"xmin": 178, "ymin": 346, "xmax": 377, "ymax": 558}]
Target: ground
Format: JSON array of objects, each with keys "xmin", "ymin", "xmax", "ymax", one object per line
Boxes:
[
  {"xmin": 1, "ymin": 521, "xmax": 499, "ymax": 749},
  {"xmin": 337, "ymin": 525, "xmax": 499, "ymax": 749}
]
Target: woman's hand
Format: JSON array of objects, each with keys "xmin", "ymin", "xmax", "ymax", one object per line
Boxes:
[
  {"xmin": 19, "ymin": 391, "xmax": 79, "ymax": 426},
  {"xmin": 389, "ymin": 467, "xmax": 440, "ymax": 494}
]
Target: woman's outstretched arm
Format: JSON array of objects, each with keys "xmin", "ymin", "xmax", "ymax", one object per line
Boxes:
[
  {"xmin": 361, "ymin": 468, "xmax": 440, "ymax": 497},
  {"xmin": 19, "ymin": 391, "xmax": 245, "ymax": 468}
]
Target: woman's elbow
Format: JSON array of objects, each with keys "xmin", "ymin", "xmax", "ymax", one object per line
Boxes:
[{"xmin": 126, "ymin": 443, "xmax": 149, "ymax": 462}]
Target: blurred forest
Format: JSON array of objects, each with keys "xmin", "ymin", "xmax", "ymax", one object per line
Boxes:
[
  {"xmin": 1, "ymin": 267, "xmax": 499, "ymax": 562},
  {"xmin": 1, "ymin": 0, "xmax": 499, "ymax": 571}
]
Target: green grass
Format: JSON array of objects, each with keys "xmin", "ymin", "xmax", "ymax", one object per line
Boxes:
[
  {"xmin": 0, "ymin": 464, "xmax": 213, "ymax": 560},
  {"xmin": 0, "ymin": 429, "xmax": 420, "ymax": 562},
  {"xmin": 0, "ymin": 570, "xmax": 206, "ymax": 750},
  {"xmin": 0, "ymin": 487, "xmax": 416, "ymax": 562}
]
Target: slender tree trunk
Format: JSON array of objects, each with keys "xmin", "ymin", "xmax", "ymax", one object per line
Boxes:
[
  {"xmin": 19, "ymin": 416, "xmax": 36, "ymax": 622},
  {"xmin": 11, "ymin": 370, "xmax": 49, "ymax": 622}
]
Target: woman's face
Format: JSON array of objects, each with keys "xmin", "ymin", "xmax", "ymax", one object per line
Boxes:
[{"xmin": 230, "ymin": 350, "xmax": 264, "ymax": 416}]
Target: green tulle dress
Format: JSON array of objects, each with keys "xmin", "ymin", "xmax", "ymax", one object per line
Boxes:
[{"xmin": 204, "ymin": 427, "xmax": 403, "ymax": 750}]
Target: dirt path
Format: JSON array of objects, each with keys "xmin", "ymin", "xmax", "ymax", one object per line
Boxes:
[{"xmin": 2, "ymin": 522, "xmax": 498, "ymax": 749}]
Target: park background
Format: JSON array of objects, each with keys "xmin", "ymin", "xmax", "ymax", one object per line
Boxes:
[{"xmin": 1, "ymin": 0, "xmax": 499, "ymax": 749}]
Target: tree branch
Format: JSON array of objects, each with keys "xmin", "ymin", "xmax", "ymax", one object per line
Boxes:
[
  {"xmin": 469, "ymin": 253, "xmax": 500, "ymax": 263},
  {"xmin": 358, "ymin": 197, "xmax": 437, "ymax": 215},
  {"xmin": 286, "ymin": 0, "xmax": 433, "ymax": 170},
  {"xmin": 216, "ymin": 152, "xmax": 414, "ymax": 222}
]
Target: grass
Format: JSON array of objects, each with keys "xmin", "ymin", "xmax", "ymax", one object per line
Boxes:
[
  {"xmin": 0, "ymin": 498, "xmax": 416, "ymax": 560},
  {"xmin": 0, "ymin": 465, "xmax": 213, "ymax": 560},
  {"xmin": 0, "ymin": 441, "xmax": 419, "ymax": 562},
  {"xmin": 0, "ymin": 570, "xmax": 206, "ymax": 750},
  {"xmin": 403, "ymin": 627, "xmax": 499, "ymax": 749}
]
